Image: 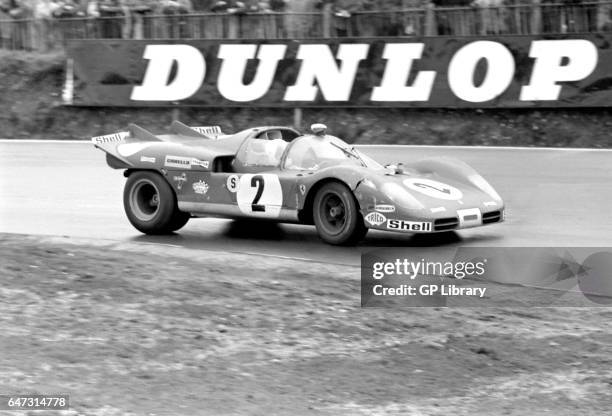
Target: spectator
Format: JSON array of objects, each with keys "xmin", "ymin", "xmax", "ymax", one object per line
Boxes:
[
  {"xmin": 598, "ymin": 0, "xmax": 612, "ymax": 31},
  {"xmin": 210, "ymin": 0, "xmax": 228, "ymax": 12},
  {"xmin": 160, "ymin": 0, "xmax": 192, "ymax": 39},
  {"xmin": 51, "ymin": 0, "xmax": 86, "ymax": 18},
  {"xmin": 236, "ymin": 0, "xmax": 271, "ymax": 38},
  {"xmin": 0, "ymin": 1, "xmax": 12, "ymax": 48},
  {"xmin": 472, "ymin": 0, "xmax": 507, "ymax": 34},
  {"xmin": 431, "ymin": 0, "xmax": 472, "ymax": 35},
  {"xmin": 123, "ymin": 0, "xmax": 156, "ymax": 39},
  {"xmin": 191, "ymin": 0, "xmax": 216, "ymax": 11},
  {"xmin": 177, "ymin": 0, "xmax": 194, "ymax": 38},
  {"xmin": 33, "ymin": 0, "xmax": 60, "ymax": 50},
  {"xmin": 269, "ymin": 0, "xmax": 286, "ymax": 12},
  {"xmin": 561, "ymin": 0, "xmax": 597, "ymax": 33},
  {"xmin": 332, "ymin": 8, "xmax": 350, "ymax": 36},
  {"xmin": 51, "ymin": 0, "xmax": 88, "ymax": 40},
  {"xmin": 284, "ymin": 0, "xmax": 319, "ymax": 38},
  {"xmin": 330, "ymin": 0, "xmax": 430, "ymax": 37},
  {"xmin": 93, "ymin": 0, "xmax": 126, "ymax": 38},
  {"xmin": 1, "ymin": 0, "xmax": 33, "ymax": 49},
  {"xmin": 262, "ymin": 0, "xmax": 283, "ymax": 35},
  {"xmin": 191, "ymin": 0, "xmax": 226, "ymax": 38},
  {"xmin": 539, "ymin": 0, "xmax": 597, "ymax": 33}
]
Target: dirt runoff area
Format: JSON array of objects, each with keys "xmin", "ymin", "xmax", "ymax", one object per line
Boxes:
[{"xmin": 1, "ymin": 233, "xmax": 611, "ymax": 415}]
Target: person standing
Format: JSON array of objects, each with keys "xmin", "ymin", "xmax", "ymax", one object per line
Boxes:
[{"xmin": 95, "ymin": 0, "xmax": 126, "ymax": 38}]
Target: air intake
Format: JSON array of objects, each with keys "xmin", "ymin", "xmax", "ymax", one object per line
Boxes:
[
  {"xmin": 482, "ymin": 210, "xmax": 502, "ymax": 224},
  {"xmin": 434, "ymin": 217, "xmax": 459, "ymax": 231}
]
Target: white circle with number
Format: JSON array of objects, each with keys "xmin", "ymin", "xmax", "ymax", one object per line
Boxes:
[
  {"xmin": 403, "ymin": 178, "xmax": 463, "ymax": 200},
  {"xmin": 236, "ymin": 174, "xmax": 283, "ymax": 218}
]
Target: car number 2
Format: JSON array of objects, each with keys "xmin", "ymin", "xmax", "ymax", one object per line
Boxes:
[
  {"xmin": 251, "ymin": 176, "xmax": 265, "ymax": 212},
  {"xmin": 236, "ymin": 174, "xmax": 283, "ymax": 217}
]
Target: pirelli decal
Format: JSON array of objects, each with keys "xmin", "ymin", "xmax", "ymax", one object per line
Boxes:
[
  {"xmin": 165, "ymin": 155, "xmax": 191, "ymax": 169},
  {"xmin": 164, "ymin": 155, "xmax": 210, "ymax": 169}
]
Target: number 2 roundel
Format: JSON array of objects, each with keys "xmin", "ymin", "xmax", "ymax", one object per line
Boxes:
[
  {"xmin": 236, "ymin": 174, "xmax": 283, "ymax": 218},
  {"xmin": 403, "ymin": 178, "xmax": 463, "ymax": 200}
]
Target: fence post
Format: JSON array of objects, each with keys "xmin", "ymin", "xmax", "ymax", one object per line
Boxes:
[
  {"xmin": 531, "ymin": 0, "xmax": 542, "ymax": 34},
  {"xmin": 172, "ymin": 108, "xmax": 180, "ymax": 122},
  {"xmin": 293, "ymin": 108, "xmax": 302, "ymax": 130},
  {"xmin": 480, "ymin": 6, "xmax": 487, "ymax": 35},
  {"xmin": 62, "ymin": 58, "xmax": 74, "ymax": 105},
  {"xmin": 425, "ymin": 2, "xmax": 436, "ymax": 36},
  {"xmin": 322, "ymin": 2, "xmax": 333, "ymax": 37}
]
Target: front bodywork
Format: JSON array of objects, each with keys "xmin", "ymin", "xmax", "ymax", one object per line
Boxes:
[
  {"xmin": 93, "ymin": 122, "xmax": 504, "ymax": 234},
  {"xmin": 352, "ymin": 161, "xmax": 504, "ymax": 234}
]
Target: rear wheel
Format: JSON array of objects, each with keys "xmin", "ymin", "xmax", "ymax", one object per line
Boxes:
[
  {"xmin": 313, "ymin": 182, "xmax": 367, "ymax": 245},
  {"xmin": 167, "ymin": 210, "xmax": 191, "ymax": 232},
  {"xmin": 124, "ymin": 171, "xmax": 189, "ymax": 234}
]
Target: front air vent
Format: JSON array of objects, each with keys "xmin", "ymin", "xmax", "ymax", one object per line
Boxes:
[
  {"xmin": 434, "ymin": 217, "xmax": 459, "ymax": 231},
  {"xmin": 482, "ymin": 210, "xmax": 502, "ymax": 224}
]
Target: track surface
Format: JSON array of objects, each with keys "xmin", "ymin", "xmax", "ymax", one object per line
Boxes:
[{"xmin": 1, "ymin": 142, "xmax": 611, "ymax": 265}]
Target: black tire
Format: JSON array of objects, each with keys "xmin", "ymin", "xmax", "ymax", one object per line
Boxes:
[
  {"xmin": 166, "ymin": 210, "xmax": 191, "ymax": 232},
  {"xmin": 123, "ymin": 171, "xmax": 189, "ymax": 234},
  {"xmin": 312, "ymin": 182, "xmax": 367, "ymax": 245}
]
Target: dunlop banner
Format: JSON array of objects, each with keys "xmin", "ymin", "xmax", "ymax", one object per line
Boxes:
[{"xmin": 66, "ymin": 35, "xmax": 612, "ymax": 107}]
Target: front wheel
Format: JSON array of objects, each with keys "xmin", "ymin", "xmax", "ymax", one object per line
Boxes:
[
  {"xmin": 312, "ymin": 182, "xmax": 367, "ymax": 245},
  {"xmin": 123, "ymin": 171, "xmax": 189, "ymax": 234}
]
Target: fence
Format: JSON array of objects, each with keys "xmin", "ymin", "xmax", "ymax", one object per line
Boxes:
[{"xmin": 2, "ymin": 1, "xmax": 612, "ymax": 51}]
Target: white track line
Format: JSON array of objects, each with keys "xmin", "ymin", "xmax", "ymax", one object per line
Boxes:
[
  {"xmin": 3, "ymin": 232, "xmax": 596, "ymax": 297},
  {"xmin": 357, "ymin": 144, "xmax": 612, "ymax": 152},
  {"xmin": 2, "ymin": 139, "xmax": 612, "ymax": 152},
  {"xmin": 2, "ymin": 232, "xmax": 355, "ymax": 268},
  {"xmin": 0, "ymin": 139, "xmax": 89, "ymax": 143}
]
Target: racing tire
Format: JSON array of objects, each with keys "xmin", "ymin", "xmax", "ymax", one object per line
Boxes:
[
  {"xmin": 166, "ymin": 210, "xmax": 191, "ymax": 233},
  {"xmin": 313, "ymin": 182, "xmax": 367, "ymax": 245},
  {"xmin": 124, "ymin": 171, "xmax": 188, "ymax": 234}
]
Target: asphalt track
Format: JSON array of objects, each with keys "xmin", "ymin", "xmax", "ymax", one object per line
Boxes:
[{"xmin": 1, "ymin": 141, "xmax": 611, "ymax": 266}]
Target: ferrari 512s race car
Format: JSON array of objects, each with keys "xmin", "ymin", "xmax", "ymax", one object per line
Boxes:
[{"xmin": 92, "ymin": 122, "xmax": 504, "ymax": 245}]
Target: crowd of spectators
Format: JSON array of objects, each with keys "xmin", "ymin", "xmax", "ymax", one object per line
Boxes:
[
  {"xmin": 0, "ymin": 0, "xmax": 293, "ymax": 48},
  {"xmin": 1, "ymin": 0, "xmax": 611, "ymax": 50},
  {"xmin": 0, "ymin": 0, "xmax": 289, "ymax": 20},
  {"xmin": 330, "ymin": 0, "xmax": 610, "ymax": 37}
]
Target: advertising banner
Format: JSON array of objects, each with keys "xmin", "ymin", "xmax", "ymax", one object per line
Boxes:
[{"xmin": 66, "ymin": 35, "xmax": 612, "ymax": 107}]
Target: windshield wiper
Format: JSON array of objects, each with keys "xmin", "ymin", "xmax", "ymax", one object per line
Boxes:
[{"xmin": 330, "ymin": 142, "xmax": 367, "ymax": 167}]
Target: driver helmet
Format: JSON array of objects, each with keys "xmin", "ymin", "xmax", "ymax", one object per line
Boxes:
[{"xmin": 310, "ymin": 123, "xmax": 327, "ymax": 136}]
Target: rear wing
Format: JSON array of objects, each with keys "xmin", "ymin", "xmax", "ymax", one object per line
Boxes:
[
  {"xmin": 91, "ymin": 121, "xmax": 242, "ymax": 171},
  {"xmin": 169, "ymin": 121, "xmax": 224, "ymax": 139},
  {"xmin": 191, "ymin": 125, "xmax": 223, "ymax": 137},
  {"xmin": 91, "ymin": 131, "xmax": 129, "ymax": 145},
  {"xmin": 91, "ymin": 121, "xmax": 225, "ymax": 147},
  {"xmin": 91, "ymin": 123, "xmax": 161, "ymax": 146}
]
